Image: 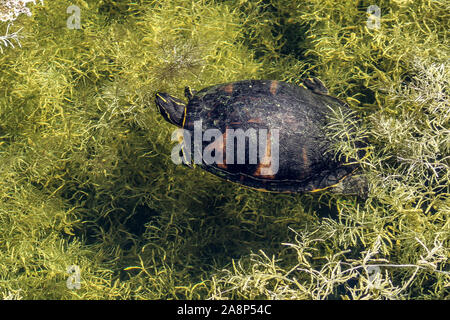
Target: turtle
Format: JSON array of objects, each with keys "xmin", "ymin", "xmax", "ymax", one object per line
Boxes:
[{"xmin": 155, "ymin": 79, "xmax": 367, "ymax": 196}]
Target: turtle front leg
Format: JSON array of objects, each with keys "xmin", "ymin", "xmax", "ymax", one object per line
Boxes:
[{"xmin": 303, "ymin": 78, "xmax": 329, "ymax": 95}]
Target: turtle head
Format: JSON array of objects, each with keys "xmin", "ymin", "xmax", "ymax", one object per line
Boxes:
[
  {"xmin": 330, "ymin": 174, "xmax": 369, "ymax": 199},
  {"xmin": 155, "ymin": 92, "xmax": 186, "ymax": 127}
]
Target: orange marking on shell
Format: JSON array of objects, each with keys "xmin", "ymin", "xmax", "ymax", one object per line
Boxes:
[
  {"xmin": 295, "ymin": 147, "xmax": 310, "ymax": 179},
  {"xmin": 254, "ymin": 131, "xmax": 275, "ymax": 179},
  {"xmin": 269, "ymin": 81, "xmax": 278, "ymax": 95},
  {"xmin": 223, "ymin": 84, "xmax": 233, "ymax": 94}
]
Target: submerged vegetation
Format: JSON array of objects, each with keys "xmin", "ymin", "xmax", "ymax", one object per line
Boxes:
[{"xmin": 0, "ymin": 0, "xmax": 448, "ymax": 299}]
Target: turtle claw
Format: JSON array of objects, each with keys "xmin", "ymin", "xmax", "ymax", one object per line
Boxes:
[
  {"xmin": 303, "ymin": 78, "xmax": 329, "ymax": 95},
  {"xmin": 157, "ymin": 80, "xmax": 360, "ymax": 194}
]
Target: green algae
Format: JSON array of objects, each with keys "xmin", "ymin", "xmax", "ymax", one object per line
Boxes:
[{"xmin": 0, "ymin": 0, "xmax": 448, "ymax": 299}]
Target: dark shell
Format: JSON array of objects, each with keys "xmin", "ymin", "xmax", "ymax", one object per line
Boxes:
[{"xmin": 183, "ymin": 80, "xmax": 357, "ymax": 192}]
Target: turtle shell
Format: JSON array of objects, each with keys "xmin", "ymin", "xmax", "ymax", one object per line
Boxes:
[{"xmin": 182, "ymin": 80, "xmax": 357, "ymax": 192}]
